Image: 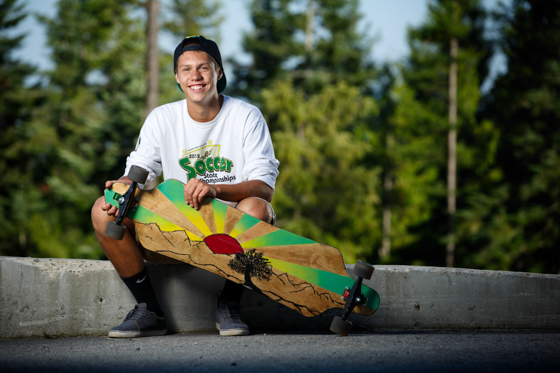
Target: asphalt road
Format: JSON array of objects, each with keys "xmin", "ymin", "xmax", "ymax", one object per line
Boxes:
[{"xmin": 1, "ymin": 330, "xmax": 559, "ymax": 372}]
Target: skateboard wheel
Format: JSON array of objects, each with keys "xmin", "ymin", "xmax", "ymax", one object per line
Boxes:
[
  {"xmin": 330, "ymin": 316, "xmax": 353, "ymax": 336},
  {"xmin": 127, "ymin": 165, "xmax": 149, "ymax": 184},
  {"xmin": 105, "ymin": 221, "xmax": 127, "ymax": 240},
  {"xmin": 353, "ymin": 260, "xmax": 374, "ymax": 280}
]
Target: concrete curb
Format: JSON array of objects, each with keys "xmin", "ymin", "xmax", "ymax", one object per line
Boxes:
[{"xmin": 1, "ymin": 257, "xmax": 559, "ymax": 338}]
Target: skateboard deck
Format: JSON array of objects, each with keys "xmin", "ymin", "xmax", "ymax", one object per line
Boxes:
[{"xmin": 105, "ymin": 179, "xmax": 379, "ymax": 318}]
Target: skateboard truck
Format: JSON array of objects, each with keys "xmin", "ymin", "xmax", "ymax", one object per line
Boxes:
[
  {"xmin": 104, "ymin": 165, "xmax": 149, "ymax": 240},
  {"xmin": 330, "ymin": 260, "xmax": 374, "ymax": 336}
]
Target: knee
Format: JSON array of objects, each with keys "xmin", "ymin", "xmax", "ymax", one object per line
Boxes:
[
  {"xmin": 236, "ymin": 198, "xmax": 272, "ymax": 223},
  {"xmin": 91, "ymin": 196, "xmax": 110, "ymax": 232}
]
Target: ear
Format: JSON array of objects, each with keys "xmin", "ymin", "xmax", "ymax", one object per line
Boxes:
[{"xmin": 217, "ymin": 67, "xmax": 223, "ymax": 81}]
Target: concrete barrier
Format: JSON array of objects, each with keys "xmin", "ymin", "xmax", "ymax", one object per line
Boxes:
[{"xmin": 1, "ymin": 257, "xmax": 559, "ymax": 338}]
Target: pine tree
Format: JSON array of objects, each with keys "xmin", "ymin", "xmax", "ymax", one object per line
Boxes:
[
  {"xmin": 0, "ymin": 0, "xmax": 40, "ymax": 256},
  {"xmin": 145, "ymin": 0, "xmax": 159, "ymax": 116},
  {"xmin": 229, "ymin": 0, "xmax": 302, "ymax": 102},
  {"xmin": 391, "ymin": 0, "xmax": 492, "ymax": 266},
  {"xmin": 262, "ymin": 80, "xmax": 380, "ymax": 262},
  {"xmin": 162, "ymin": 0, "xmax": 223, "ymax": 40},
  {"xmin": 17, "ymin": 0, "xmax": 146, "ymax": 258},
  {"xmin": 295, "ymin": 0, "xmax": 375, "ymax": 95},
  {"xmin": 231, "ymin": 0, "xmax": 375, "ymax": 102},
  {"xmin": 374, "ymin": 65, "xmax": 442, "ymax": 263},
  {"xmin": 466, "ymin": 0, "xmax": 560, "ymax": 273}
]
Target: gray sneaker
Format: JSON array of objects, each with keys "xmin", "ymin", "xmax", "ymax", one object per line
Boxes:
[
  {"xmin": 108, "ymin": 303, "xmax": 167, "ymax": 338},
  {"xmin": 215, "ymin": 299, "xmax": 250, "ymax": 336}
]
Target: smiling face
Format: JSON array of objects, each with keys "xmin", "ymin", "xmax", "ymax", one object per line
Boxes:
[{"xmin": 175, "ymin": 50, "xmax": 223, "ymax": 107}]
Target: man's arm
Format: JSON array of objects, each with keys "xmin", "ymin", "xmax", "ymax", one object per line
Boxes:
[
  {"xmin": 183, "ymin": 179, "xmax": 273, "ymax": 210},
  {"xmin": 214, "ymin": 180, "xmax": 274, "ymax": 202}
]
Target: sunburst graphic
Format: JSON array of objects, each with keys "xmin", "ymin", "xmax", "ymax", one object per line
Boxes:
[{"xmin": 109, "ymin": 179, "xmax": 318, "ymax": 248}]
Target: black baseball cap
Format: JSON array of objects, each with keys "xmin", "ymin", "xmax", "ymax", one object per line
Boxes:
[{"xmin": 173, "ymin": 35, "xmax": 227, "ymax": 94}]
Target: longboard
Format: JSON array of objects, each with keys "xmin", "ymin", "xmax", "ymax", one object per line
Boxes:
[{"xmin": 105, "ymin": 177, "xmax": 379, "ymax": 332}]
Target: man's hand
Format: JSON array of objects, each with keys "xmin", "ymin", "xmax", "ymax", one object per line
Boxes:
[
  {"xmin": 100, "ymin": 178, "xmax": 132, "ymax": 217},
  {"xmin": 184, "ymin": 178, "xmax": 217, "ymax": 210}
]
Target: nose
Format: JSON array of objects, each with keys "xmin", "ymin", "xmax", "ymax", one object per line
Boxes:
[{"xmin": 191, "ymin": 69, "xmax": 202, "ymax": 80}]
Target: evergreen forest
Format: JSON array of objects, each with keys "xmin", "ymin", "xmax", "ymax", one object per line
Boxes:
[{"xmin": 1, "ymin": 0, "xmax": 559, "ymax": 274}]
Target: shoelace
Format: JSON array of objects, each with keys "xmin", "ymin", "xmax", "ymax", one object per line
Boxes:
[
  {"xmin": 124, "ymin": 306, "xmax": 152, "ymax": 321},
  {"xmin": 219, "ymin": 302, "xmax": 242, "ymax": 322}
]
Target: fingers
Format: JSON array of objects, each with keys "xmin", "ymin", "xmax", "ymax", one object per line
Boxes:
[
  {"xmin": 184, "ymin": 179, "xmax": 206, "ymax": 210},
  {"xmin": 184, "ymin": 179, "xmax": 216, "ymax": 210},
  {"xmin": 101, "ymin": 202, "xmax": 119, "ymax": 217},
  {"xmin": 105, "ymin": 179, "xmax": 131, "ymax": 188},
  {"xmin": 101, "ymin": 179, "xmax": 132, "ymax": 218}
]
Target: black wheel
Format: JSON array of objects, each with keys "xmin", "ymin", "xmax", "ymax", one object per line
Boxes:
[
  {"xmin": 127, "ymin": 165, "xmax": 149, "ymax": 184},
  {"xmin": 353, "ymin": 260, "xmax": 374, "ymax": 280},
  {"xmin": 105, "ymin": 221, "xmax": 127, "ymax": 240},
  {"xmin": 330, "ymin": 316, "xmax": 353, "ymax": 336}
]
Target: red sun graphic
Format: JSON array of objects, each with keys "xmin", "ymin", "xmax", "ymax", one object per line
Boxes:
[{"xmin": 203, "ymin": 234, "xmax": 244, "ymax": 255}]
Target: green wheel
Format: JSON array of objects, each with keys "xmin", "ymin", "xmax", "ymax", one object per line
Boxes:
[
  {"xmin": 330, "ymin": 316, "xmax": 353, "ymax": 336},
  {"xmin": 127, "ymin": 165, "xmax": 149, "ymax": 184},
  {"xmin": 353, "ymin": 260, "xmax": 374, "ymax": 280},
  {"xmin": 105, "ymin": 221, "xmax": 127, "ymax": 240}
]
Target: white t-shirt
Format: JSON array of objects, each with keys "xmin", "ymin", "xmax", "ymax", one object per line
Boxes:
[{"xmin": 125, "ymin": 96, "xmax": 279, "ymax": 191}]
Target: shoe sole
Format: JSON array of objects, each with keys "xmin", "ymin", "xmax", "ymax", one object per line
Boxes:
[
  {"xmin": 216, "ymin": 323, "xmax": 250, "ymax": 336},
  {"xmin": 108, "ymin": 328, "xmax": 167, "ymax": 338}
]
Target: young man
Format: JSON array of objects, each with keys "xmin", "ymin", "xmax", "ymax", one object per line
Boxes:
[{"xmin": 91, "ymin": 35, "xmax": 279, "ymax": 337}]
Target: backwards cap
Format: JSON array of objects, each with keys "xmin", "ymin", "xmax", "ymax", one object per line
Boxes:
[{"xmin": 173, "ymin": 35, "xmax": 227, "ymax": 94}]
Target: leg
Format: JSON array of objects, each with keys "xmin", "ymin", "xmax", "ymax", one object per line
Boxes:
[
  {"xmin": 215, "ymin": 197, "xmax": 276, "ymax": 336},
  {"xmin": 219, "ymin": 197, "xmax": 275, "ymax": 301},
  {"xmin": 91, "ymin": 196, "xmax": 144, "ymax": 277},
  {"xmin": 235, "ymin": 197, "xmax": 276, "ymax": 225},
  {"xmin": 91, "ymin": 196, "xmax": 166, "ymax": 337}
]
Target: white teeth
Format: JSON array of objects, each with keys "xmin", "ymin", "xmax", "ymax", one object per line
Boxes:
[{"xmin": 190, "ymin": 85, "xmax": 204, "ymax": 91}]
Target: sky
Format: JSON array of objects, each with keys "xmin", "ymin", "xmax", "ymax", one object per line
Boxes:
[
  {"xmin": 11, "ymin": 0, "xmax": 427, "ymax": 69},
  {"xmin": 11, "ymin": 0, "xmax": 504, "ymax": 86}
]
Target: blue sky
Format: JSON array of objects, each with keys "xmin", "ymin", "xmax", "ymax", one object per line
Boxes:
[
  {"xmin": 12, "ymin": 0, "xmax": 427, "ymax": 69},
  {"xmin": 12, "ymin": 0, "xmax": 504, "ymax": 87}
]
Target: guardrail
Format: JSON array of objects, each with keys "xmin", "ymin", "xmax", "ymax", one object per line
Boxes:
[{"xmin": 1, "ymin": 257, "xmax": 559, "ymax": 338}]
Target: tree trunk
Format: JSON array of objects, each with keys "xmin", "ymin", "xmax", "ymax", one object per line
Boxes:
[
  {"xmin": 301, "ymin": 0, "xmax": 314, "ymax": 77},
  {"xmin": 446, "ymin": 36, "xmax": 458, "ymax": 267},
  {"xmin": 305, "ymin": 0, "xmax": 314, "ymax": 54},
  {"xmin": 145, "ymin": 0, "xmax": 159, "ymax": 117},
  {"xmin": 380, "ymin": 130, "xmax": 394, "ymax": 259}
]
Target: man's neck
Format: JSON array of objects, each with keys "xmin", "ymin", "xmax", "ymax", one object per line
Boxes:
[{"xmin": 187, "ymin": 95, "xmax": 224, "ymax": 122}]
